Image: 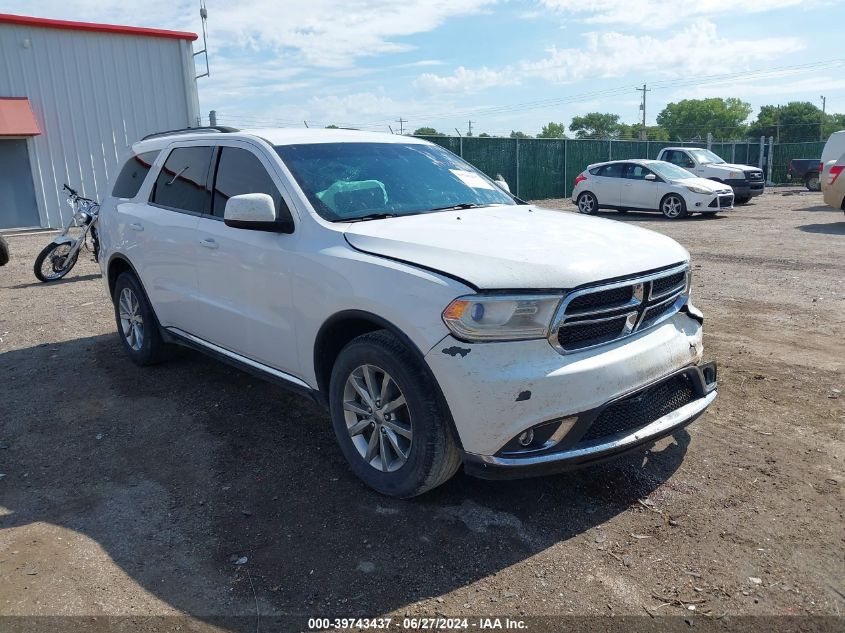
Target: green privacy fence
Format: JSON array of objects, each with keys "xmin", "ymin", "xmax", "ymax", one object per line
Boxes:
[{"xmin": 417, "ymin": 136, "xmax": 825, "ymax": 200}]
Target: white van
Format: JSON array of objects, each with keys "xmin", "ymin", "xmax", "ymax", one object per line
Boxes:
[{"xmin": 821, "ymin": 130, "xmax": 845, "ymax": 192}]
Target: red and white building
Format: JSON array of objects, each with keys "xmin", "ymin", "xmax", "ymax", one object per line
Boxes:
[{"xmin": 0, "ymin": 13, "xmax": 201, "ymax": 229}]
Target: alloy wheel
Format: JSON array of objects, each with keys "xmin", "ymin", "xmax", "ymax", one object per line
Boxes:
[
  {"xmin": 578, "ymin": 194, "xmax": 595, "ymax": 214},
  {"xmin": 342, "ymin": 364, "xmax": 412, "ymax": 472},
  {"xmin": 118, "ymin": 287, "xmax": 145, "ymax": 351},
  {"xmin": 662, "ymin": 196, "xmax": 683, "ymax": 218}
]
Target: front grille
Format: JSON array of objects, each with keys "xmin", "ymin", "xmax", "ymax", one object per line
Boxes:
[
  {"xmin": 568, "ymin": 285, "xmax": 633, "ymax": 312},
  {"xmin": 708, "ymin": 194, "xmax": 734, "ymax": 208},
  {"xmin": 651, "ymin": 271, "xmax": 686, "ymax": 297},
  {"xmin": 579, "ymin": 374, "xmax": 697, "ymax": 443},
  {"xmin": 552, "ymin": 265, "xmax": 689, "ymax": 353},
  {"xmin": 745, "ymin": 170, "xmax": 763, "ymax": 181},
  {"xmin": 559, "ymin": 315, "xmax": 627, "ymax": 346}
]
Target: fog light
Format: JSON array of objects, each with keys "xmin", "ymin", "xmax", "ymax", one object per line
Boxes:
[{"xmin": 518, "ymin": 429, "xmax": 534, "ymax": 447}]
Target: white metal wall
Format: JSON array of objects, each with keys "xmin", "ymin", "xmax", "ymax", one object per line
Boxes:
[{"xmin": 0, "ymin": 23, "xmax": 200, "ymax": 228}]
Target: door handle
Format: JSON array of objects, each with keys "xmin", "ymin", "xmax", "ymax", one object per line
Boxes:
[
  {"xmin": 199, "ymin": 238, "xmax": 219, "ymax": 249},
  {"xmin": 129, "ymin": 222, "xmax": 144, "ymax": 231}
]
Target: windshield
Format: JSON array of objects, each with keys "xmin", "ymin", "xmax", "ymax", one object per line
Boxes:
[
  {"xmin": 651, "ymin": 162, "xmax": 697, "ymax": 181},
  {"xmin": 688, "ymin": 149, "xmax": 726, "ymax": 165},
  {"xmin": 275, "ymin": 142, "xmax": 515, "ymax": 222}
]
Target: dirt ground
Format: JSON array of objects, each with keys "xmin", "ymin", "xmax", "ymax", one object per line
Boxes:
[{"xmin": 0, "ymin": 190, "xmax": 842, "ymax": 631}]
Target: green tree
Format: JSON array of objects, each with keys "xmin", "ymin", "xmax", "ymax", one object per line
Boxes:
[
  {"xmin": 509, "ymin": 131, "xmax": 532, "ymax": 139},
  {"xmin": 824, "ymin": 113, "xmax": 845, "ymax": 139},
  {"xmin": 478, "ymin": 132, "xmax": 491, "ymax": 137},
  {"xmin": 325, "ymin": 124, "xmax": 339, "ymax": 129},
  {"xmin": 748, "ymin": 102, "xmax": 827, "ymax": 142},
  {"xmin": 413, "ymin": 126, "xmax": 444, "ymax": 136},
  {"xmin": 568, "ymin": 112, "xmax": 624, "ymax": 139},
  {"xmin": 656, "ymin": 98, "xmax": 752, "ymax": 140},
  {"xmin": 537, "ymin": 122, "xmax": 567, "ymax": 138}
]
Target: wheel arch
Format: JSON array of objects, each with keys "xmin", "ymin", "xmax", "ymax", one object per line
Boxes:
[
  {"xmin": 106, "ymin": 254, "xmax": 140, "ymax": 298},
  {"xmin": 312, "ymin": 310, "xmax": 463, "ymax": 448},
  {"xmin": 313, "ymin": 310, "xmax": 426, "ymax": 401}
]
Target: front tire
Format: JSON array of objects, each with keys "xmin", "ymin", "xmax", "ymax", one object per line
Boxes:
[
  {"xmin": 660, "ymin": 194, "xmax": 688, "ymax": 219},
  {"xmin": 112, "ymin": 271, "xmax": 174, "ymax": 366},
  {"xmin": 577, "ymin": 192, "xmax": 598, "ymax": 215},
  {"xmin": 34, "ymin": 242, "xmax": 78, "ymax": 281},
  {"xmin": 329, "ymin": 330, "xmax": 461, "ymax": 497},
  {"xmin": 735, "ymin": 196, "xmax": 750, "ymax": 205}
]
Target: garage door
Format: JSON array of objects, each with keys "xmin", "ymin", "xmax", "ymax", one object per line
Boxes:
[{"xmin": 0, "ymin": 139, "xmax": 40, "ymax": 229}]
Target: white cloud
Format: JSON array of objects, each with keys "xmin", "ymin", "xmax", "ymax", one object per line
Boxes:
[
  {"xmin": 539, "ymin": 0, "xmax": 810, "ymax": 29},
  {"xmin": 208, "ymin": 0, "xmax": 496, "ymax": 67},
  {"xmin": 0, "ymin": 1, "xmax": 496, "ymax": 67},
  {"xmin": 414, "ymin": 66, "xmax": 519, "ymax": 94},
  {"xmin": 415, "ymin": 20, "xmax": 804, "ymax": 93},
  {"xmin": 672, "ymin": 76, "xmax": 845, "ymax": 100}
]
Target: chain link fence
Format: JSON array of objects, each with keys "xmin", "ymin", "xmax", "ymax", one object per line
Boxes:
[{"xmin": 417, "ymin": 136, "xmax": 825, "ymax": 200}]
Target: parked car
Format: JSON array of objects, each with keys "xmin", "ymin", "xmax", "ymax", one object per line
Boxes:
[
  {"xmin": 820, "ymin": 130, "xmax": 845, "ymax": 193},
  {"xmin": 786, "ymin": 159, "xmax": 821, "ymax": 191},
  {"xmin": 98, "ymin": 127, "xmax": 717, "ymax": 497},
  {"xmin": 656, "ymin": 147, "xmax": 764, "ymax": 203},
  {"xmin": 572, "ymin": 159, "xmax": 734, "ymax": 219},
  {"xmin": 822, "ymin": 151, "xmax": 845, "ymax": 214}
]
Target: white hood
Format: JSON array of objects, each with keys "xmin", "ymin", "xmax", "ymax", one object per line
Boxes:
[
  {"xmin": 674, "ymin": 176, "xmax": 732, "ymax": 192},
  {"xmin": 707, "ymin": 162, "xmax": 761, "ymax": 175},
  {"xmin": 344, "ymin": 206, "xmax": 689, "ymax": 290}
]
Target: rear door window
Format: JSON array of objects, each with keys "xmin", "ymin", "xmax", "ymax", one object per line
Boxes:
[
  {"xmin": 210, "ymin": 147, "xmax": 291, "ymax": 221},
  {"xmin": 112, "ymin": 150, "xmax": 159, "ymax": 198},
  {"xmin": 597, "ymin": 163, "xmax": 625, "ymax": 178},
  {"xmin": 150, "ymin": 146, "xmax": 213, "ymax": 214}
]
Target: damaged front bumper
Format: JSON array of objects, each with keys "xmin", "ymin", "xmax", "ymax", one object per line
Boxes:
[{"xmin": 462, "ymin": 362, "xmax": 716, "ymax": 480}]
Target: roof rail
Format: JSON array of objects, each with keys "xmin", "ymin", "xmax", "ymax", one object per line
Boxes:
[{"xmin": 141, "ymin": 126, "xmax": 239, "ymax": 141}]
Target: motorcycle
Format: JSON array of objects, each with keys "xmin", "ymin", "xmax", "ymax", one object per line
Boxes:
[{"xmin": 34, "ymin": 184, "xmax": 100, "ymax": 282}]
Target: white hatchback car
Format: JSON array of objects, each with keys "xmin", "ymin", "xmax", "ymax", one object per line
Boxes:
[
  {"xmin": 98, "ymin": 128, "xmax": 717, "ymax": 497},
  {"xmin": 572, "ymin": 159, "xmax": 734, "ymax": 219}
]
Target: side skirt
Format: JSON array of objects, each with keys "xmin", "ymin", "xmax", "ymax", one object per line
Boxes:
[{"xmin": 165, "ymin": 327, "xmax": 321, "ymax": 404}]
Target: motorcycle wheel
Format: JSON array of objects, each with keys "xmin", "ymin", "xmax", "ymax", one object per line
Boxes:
[{"xmin": 34, "ymin": 242, "xmax": 78, "ymax": 282}]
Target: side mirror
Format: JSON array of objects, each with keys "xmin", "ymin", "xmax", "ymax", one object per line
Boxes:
[
  {"xmin": 685, "ymin": 161, "xmax": 695, "ymax": 168},
  {"xmin": 223, "ymin": 193, "xmax": 293, "ymax": 233},
  {"xmin": 644, "ymin": 173, "xmax": 657, "ymax": 181}
]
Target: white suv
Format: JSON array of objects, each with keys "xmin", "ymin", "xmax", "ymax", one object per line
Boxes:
[{"xmin": 98, "ymin": 127, "xmax": 717, "ymax": 497}]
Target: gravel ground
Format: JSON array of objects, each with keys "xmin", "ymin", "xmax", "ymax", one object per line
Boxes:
[{"xmin": 0, "ymin": 190, "xmax": 842, "ymax": 631}]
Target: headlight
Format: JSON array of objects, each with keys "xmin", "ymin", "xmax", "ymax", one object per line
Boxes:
[
  {"xmin": 685, "ymin": 185, "xmax": 711, "ymax": 194},
  {"xmin": 729, "ymin": 171, "xmax": 742, "ymax": 179},
  {"xmin": 73, "ymin": 211, "xmax": 91, "ymax": 224},
  {"xmin": 442, "ymin": 294, "xmax": 563, "ymax": 341}
]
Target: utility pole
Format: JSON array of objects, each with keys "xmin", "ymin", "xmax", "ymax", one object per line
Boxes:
[
  {"xmin": 395, "ymin": 117, "xmax": 407, "ymax": 135},
  {"xmin": 467, "ymin": 120, "xmax": 474, "ymax": 137},
  {"xmin": 636, "ymin": 84, "xmax": 650, "ymax": 140},
  {"xmin": 820, "ymin": 95, "xmax": 826, "ymax": 141}
]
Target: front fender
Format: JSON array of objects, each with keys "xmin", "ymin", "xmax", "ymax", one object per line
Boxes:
[{"xmin": 50, "ymin": 235, "xmax": 76, "ymax": 246}]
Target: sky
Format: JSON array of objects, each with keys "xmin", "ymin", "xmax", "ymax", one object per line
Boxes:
[{"xmin": 3, "ymin": 0, "xmax": 845, "ymax": 136}]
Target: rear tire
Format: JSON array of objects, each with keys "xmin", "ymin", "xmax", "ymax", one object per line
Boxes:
[
  {"xmin": 577, "ymin": 192, "xmax": 598, "ymax": 215},
  {"xmin": 112, "ymin": 271, "xmax": 174, "ymax": 366},
  {"xmin": 660, "ymin": 194, "xmax": 688, "ymax": 219},
  {"xmin": 329, "ymin": 330, "xmax": 461, "ymax": 497},
  {"xmin": 805, "ymin": 173, "xmax": 820, "ymax": 192}
]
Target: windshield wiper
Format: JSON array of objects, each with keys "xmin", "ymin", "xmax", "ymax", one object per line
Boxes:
[
  {"xmin": 427, "ymin": 202, "xmax": 488, "ymax": 212},
  {"xmin": 344, "ymin": 212, "xmax": 399, "ymax": 223}
]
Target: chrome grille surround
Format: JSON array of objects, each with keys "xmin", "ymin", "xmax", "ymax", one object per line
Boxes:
[{"xmin": 550, "ymin": 263, "xmax": 690, "ymax": 354}]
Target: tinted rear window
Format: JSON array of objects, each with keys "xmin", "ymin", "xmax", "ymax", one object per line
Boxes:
[
  {"xmin": 112, "ymin": 151, "xmax": 159, "ymax": 198},
  {"xmin": 151, "ymin": 146, "xmax": 213, "ymax": 214}
]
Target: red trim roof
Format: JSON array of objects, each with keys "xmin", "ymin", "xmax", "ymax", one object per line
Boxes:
[
  {"xmin": 0, "ymin": 98, "xmax": 41, "ymax": 136},
  {"xmin": 0, "ymin": 13, "xmax": 197, "ymax": 41}
]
